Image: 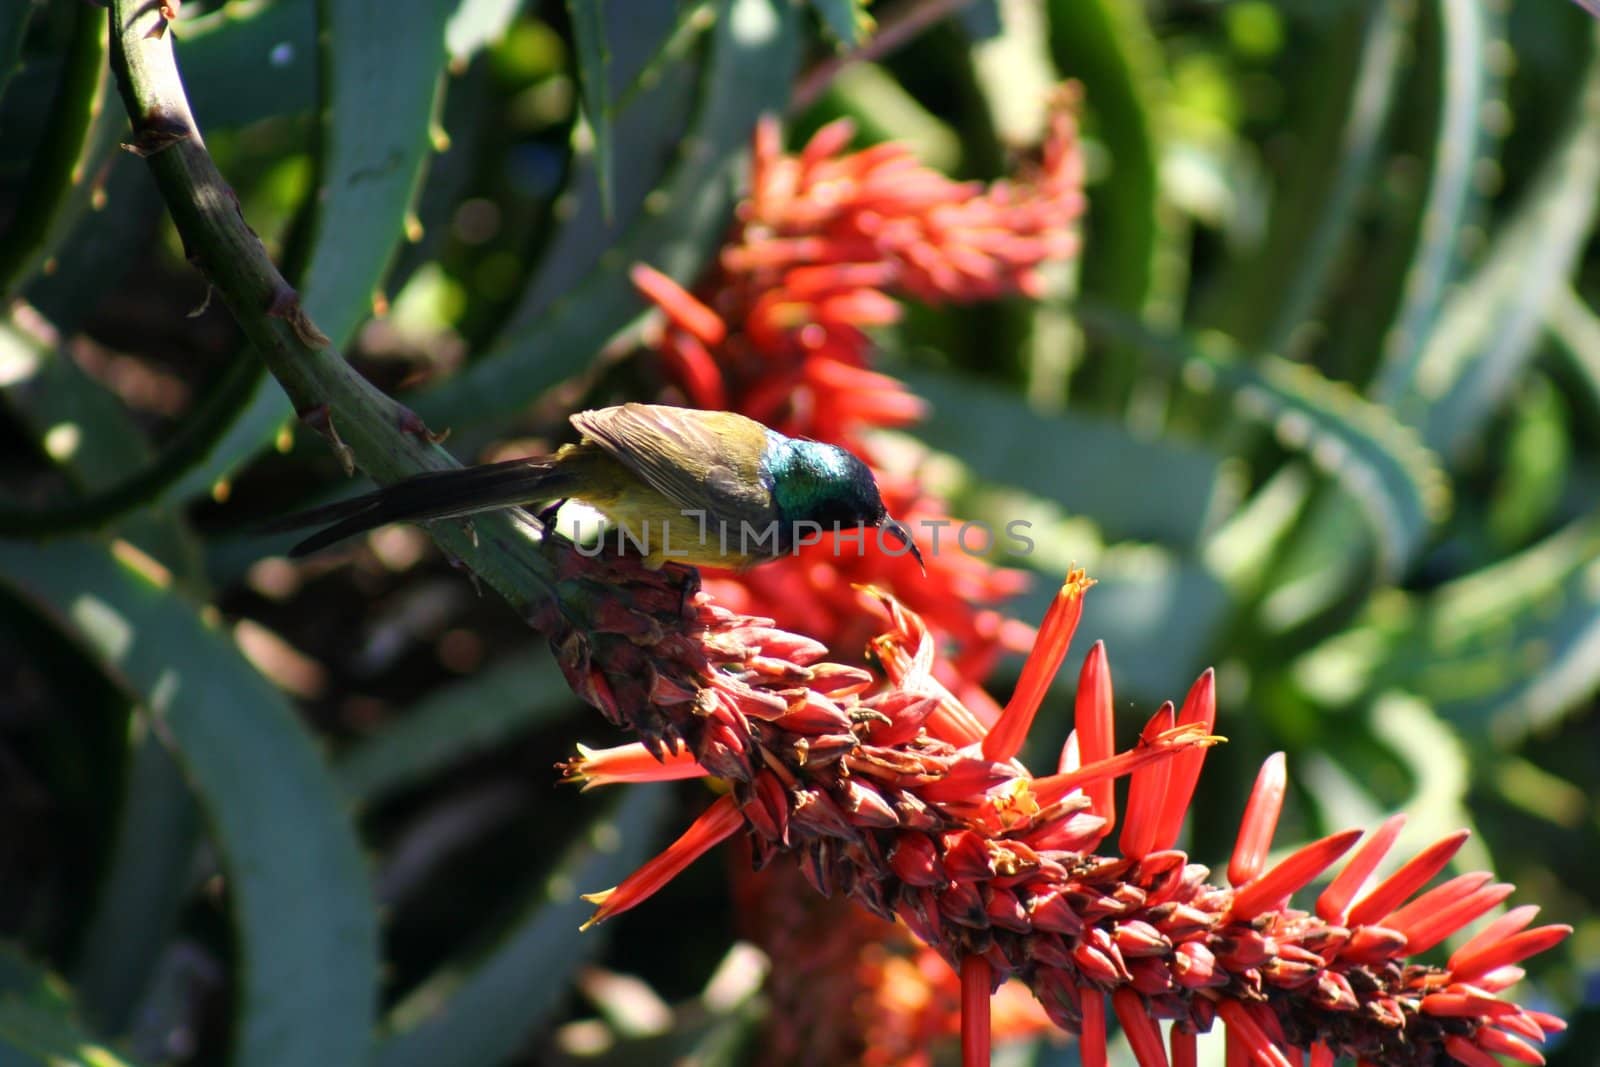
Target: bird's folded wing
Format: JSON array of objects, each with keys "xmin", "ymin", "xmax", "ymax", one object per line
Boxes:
[{"xmin": 570, "ymin": 404, "xmax": 774, "ymax": 532}]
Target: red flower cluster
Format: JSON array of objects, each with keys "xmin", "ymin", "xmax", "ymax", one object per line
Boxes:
[
  {"xmin": 629, "ymin": 92, "xmax": 1085, "ymax": 710},
  {"xmin": 620, "ymin": 97, "xmax": 1087, "ymax": 1057},
  {"xmin": 546, "ymin": 553, "xmax": 1569, "ymax": 1067}
]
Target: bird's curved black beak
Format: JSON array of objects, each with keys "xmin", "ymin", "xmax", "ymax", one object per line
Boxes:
[{"xmin": 881, "ymin": 517, "xmax": 925, "ymax": 573}]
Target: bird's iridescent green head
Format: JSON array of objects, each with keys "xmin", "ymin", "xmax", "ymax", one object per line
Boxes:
[{"xmin": 763, "ymin": 434, "xmax": 923, "ymax": 568}]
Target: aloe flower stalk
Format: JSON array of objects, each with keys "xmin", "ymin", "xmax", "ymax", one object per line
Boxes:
[{"xmin": 542, "ymin": 550, "xmax": 1569, "ymax": 1066}]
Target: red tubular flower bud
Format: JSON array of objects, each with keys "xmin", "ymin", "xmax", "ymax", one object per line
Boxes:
[
  {"xmin": 1309, "ymin": 970, "xmax": 1358, "ymax": 1012},
  {"xmin": 1072, "ymin": 941, "xmax": 1124, "ymax": 985},
  {"xmin": 1121, "ymin": 703, "xmax": 1177, "ymax": 860},
  {"xmin": 1024, "ymin": 886, "xmax": 1084, "ymax": 937},
  {"xmin": 1073, "ymin": 641, "xmax": 1116, "ymax": 830},
  {"xmin": 1114, "ymin": 919, "xmax": 1172, "ymax": 958},
  {"xmin": 1128, "ymin": 957, "xmax": 1176, "ymax": 996},
  {"xmin": 1475, "ymin": 1026, "xmax": 1547, "ymax": 1066},
  {"xmin": 841, "ymin": 778, "xmax": 900, "ymax": 828},
  {"xmin": 983, "ymin": 886, "xmax": 1031, "ymax": 933},
  {"xmin": 1172, "ymin": 942, "xmax": 1222, "ymax": 988},
  {"xmin": 1229, "ymin": 829, "xmax": 1362, "ymax": 922},
  {"xmin": 887, "ymin": 832, "xmax": 945, "ymax": 886},
  {"xmin": 1229, "ymin": 753, "xmax": 1287, "ymax": 887},
  {"xmin": 1442, "ymin": 1035, "xmax": 1500, "ymax": 1067},
  {"xmin": 1394, "ymin": 881, "xmax": 1515, "ymax": 955},
  {"xmin": 1344, "ymin": 829, "xmax": 1471, "ymax": 927},
  {"xmin": 780, "ymin": 689, "xmax": 855, "ymax": 735},
  {"xmin": 1337, "ymin": 925, "xmax": 1409, "ymax": 964},
  {"xmin": 1448, "ymin": 924, "xmax": 1574, "ymax": 983}
]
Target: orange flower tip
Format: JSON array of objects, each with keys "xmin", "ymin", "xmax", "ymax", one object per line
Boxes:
[{"xmin": 578, "ymin": 888, "xmax": 617, "ymax": 931}]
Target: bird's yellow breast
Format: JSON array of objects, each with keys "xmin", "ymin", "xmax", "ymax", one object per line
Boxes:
[{"xmin": 563, "ymin": 451, "xmax": 770, "ymax": 568}]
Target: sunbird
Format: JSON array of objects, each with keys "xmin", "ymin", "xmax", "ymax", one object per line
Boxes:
[{"xmin": 274, "ymin": 403, "xmax": 924, "ymax": 570}]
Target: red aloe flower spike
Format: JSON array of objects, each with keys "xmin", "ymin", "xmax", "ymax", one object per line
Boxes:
[
  {"xmin": 1448, "ymin": 923, "xmax": 1574, "ymax": 982},
  {"xmin": 1444, "ymin": 1034, "xmax": 1501, "ymax": 1067},
  {"xmin": 959, "ymin": 955, "xmax": 992, "ymax": 1067},
  {"xmin": 1228, "ymin": 752, "xmax": 1287, "ymax": 886},
  {"xmin": 1080, "ymin": 988, "xmax": 1108, "ymax": 1067},
  {"xmin": 1171, "ymin": 1026, "xmax": 1198, "ymax": 1067},
  {"xmin": 629, "ymin": 263, "xmax": 727, "ymax": 346},
  {"xmin": 581, "ymin": 794, "xmax": 743, "ymax": 929},
  {"xmin": 1074, "ymin": 641, "xmax": 1116, "ymax": 829},
  {"xmin": 982, "ymin": 570, "xmax": 1091, "ymax": 761},
  {"xmin": 1309, "ymin": 1044, "xmax": 1334, "ymax": 1067},
  {"xmin": 1120, "ymin": 702, "xmax": 1177, "ymax": 859},
  {"xmin": 1450, "ymin": 903, "xmax": 1541, "ymax": 962},
  {"xmin": 1315, "ymin": 812, "xmax": 1404, "ymax": 921},
  {"xmin": 1152, "ymin": 668, "xmax": 1216, "ymax": 850},
  {"xmin": 1113, "ymin": 986, "xmax": 1169, "ymax": 1067},
  {"xmin": 1228, "ymin": 828, "xmax": 1363, "ymax": 922},
  {"xmin": 1392, "ymin": 880, "xmax": 1515, "ymax": 955},
  {"xmin": 561, "ymin": 740, "xmax": 706, "ymax": 789},
  {"xmin": 1343, "ymin": 827, "xmax": 1470, "ymax": 926}
]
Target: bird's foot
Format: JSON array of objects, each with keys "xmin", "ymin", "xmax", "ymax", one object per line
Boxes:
[{"xmin": 536, "ymin": 498, "xmax": 569, "ymax": 529}]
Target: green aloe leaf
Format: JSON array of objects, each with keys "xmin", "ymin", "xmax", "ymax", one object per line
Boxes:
[
  {"xmin": 567, "ymin": 0, "xmax": 615, "ymax": 219},
  {"xmin": 1081, "ymin": 308, "xmax": 1450, "ymax": 575},
  {"xmin": 1209, "ymin": 0, "xmax": 1414, "ymax": 355},
  {"xmin": 377, "ymin": 786, "xmax": 671, "ymax": 1067},
  {"xmin": 1379, "ymin": 515, "xmax": 1600, "ymax": 741},
  {"xmin": 335, "ymin": 651, "xmax": 575, "ymax": 809},
  {"xmin": 0, "ymin": 539, "xmax": 378, "ymax": 1067},
  {"xmin": 1410, "ymin": 20, "xmax": 1600, "ymax": 460},
  {"xmin": 1044, "ymin": 0, "xmax": 1170, "ymax": 321},
  {"xmin": 178, "ymin": 0, "xmax": 318, "ymax": 130},
  {"xmin": 489, "ymin": 3, "xmax": 702, "ymax": 342},
  {"xmin": 1371, "ymin": 0, "xmax": 1503, "ymax": 405},
  {"xmin": 901, "ymin": 368, "xmax": 1226, "ymax": 550},
  {"xmin": 0, "ymin": 1, "xmax": 36, "ymax": 102},
  {"xmin": 302, "ymin": 0, "xmax": 456, "ymax": 352},
  {"xmin": 0, "ymin": 4, "xmax": 116, "ymax": 298},
  {"xmin": 0, "ymin": 310, "xmax": 202, "ymax": 577},
  {"xmin": 413, "ymin": 0, "xmax": 800, "ymax": 430},
  {"xmin": 70, "ymin": 727, "xmax": 199, "ymax": 1035},
  {"xmin": 809, "ymin": 0, "xmax": 872, "ymax": 47},
  {"xmin": 0, "ymin": 948, "xmax": 144, "ymax": 1067}
]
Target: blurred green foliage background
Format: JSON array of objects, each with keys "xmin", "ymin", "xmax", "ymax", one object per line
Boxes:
[{"xmin": 0, "ymin": 0, "xmax": 1596, "ymax": 1063}]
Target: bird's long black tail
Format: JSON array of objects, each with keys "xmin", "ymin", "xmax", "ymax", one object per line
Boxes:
[{"xmin": 264, "ymin": 457, "xmax": 575, "ymax": 557}]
